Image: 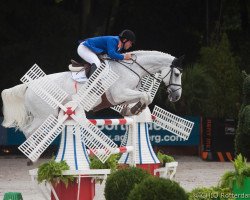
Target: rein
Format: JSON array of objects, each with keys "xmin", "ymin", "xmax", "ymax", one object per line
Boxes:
[
  {"xmin": 104, "ymin": 54, "xmax": 182, "ymax": 91},
  {"xmin": 104, "ymin": 57, "xmax": 141, "ymax": 82}
]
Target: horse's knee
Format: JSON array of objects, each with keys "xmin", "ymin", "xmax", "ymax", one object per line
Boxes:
[{"xmin": 141, "ymin": 92, "xmax": 152, "ymax": 105}]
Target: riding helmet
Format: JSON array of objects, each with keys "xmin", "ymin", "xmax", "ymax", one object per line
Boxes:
[{"xmin": 119, "ymin": 29, "xmax": 136, "ymax": 44}]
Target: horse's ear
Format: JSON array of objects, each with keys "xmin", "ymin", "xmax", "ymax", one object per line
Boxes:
[
  {"xmin": 178, "ymin": 55, "xmax": 185, "ymax": 69},
  {"xmin": 179, "ymin": 55, "xmax": 185, "ymax": 62},
  {"xmin": 172, "ymin": 55, "xmax": 185, "ymax": 69}
]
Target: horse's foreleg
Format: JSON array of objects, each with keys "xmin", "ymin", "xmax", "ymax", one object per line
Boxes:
[
  {"xmin": 112, "ymin": 89, "xmax": 152, "ymax": 106},
  {"xmin": 140, "ymin": 92, "xmax": 153, "ymax": 106}
]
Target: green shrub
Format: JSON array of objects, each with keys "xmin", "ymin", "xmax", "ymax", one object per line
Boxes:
[
  {"xmin": 37, "ymin": 159, "xmax": 74, "ymax": 187},
  {"xmin": 189, "ymin": 187, "xmax": 214, "ymax": 200},
  {"xmin": 242, "ymin": 166, "xmax": 250, "ymax": 177},
  {"xmin": 127, "ymin": 176, "xmax": 188, "ymax": 200},
  {"xmin": 219, "ymin": 170, "xmax": 235, "ymax": 190},
  {"xmin": 157, "ymin": 151, "xmax": 175, "ymax": 166},
  {"xmin": 90, "ymin": 154, "xmax": 120, "ymax": 172},
  {"xmin": 235, "ymin": 71, "xmax": 250, "ymax": 159},
  {"xmin": 104, "ymin": 167, "xmax": 150, "ymax": 200}
]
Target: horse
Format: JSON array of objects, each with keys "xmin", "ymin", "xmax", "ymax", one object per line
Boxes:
[{"xmin": 1, "ymin": 50, "xmax": 183, "ymax": 138}]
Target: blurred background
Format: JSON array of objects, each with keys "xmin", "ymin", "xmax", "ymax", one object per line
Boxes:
[
  {"xmin": 0, "ymin": 0, "xmax": 249, "ymax": 160},
  {"xmin": 1, "ymin": 0, "xmax": 249, "ymax": 118}
]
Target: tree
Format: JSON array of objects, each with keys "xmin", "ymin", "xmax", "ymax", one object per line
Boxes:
[
  {"xmin": 199, "ymin": 33, "xmax": 241, "ymax": 118},
  {"xmin": 235, "ymin": 71, "xmax": 250, "ymax": 159},
  {"xmin": 175, "ymin": 64, "xmax": 213, "ymax": 116}
]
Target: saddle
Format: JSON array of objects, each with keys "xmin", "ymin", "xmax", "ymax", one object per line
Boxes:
[
  {"xmin": 69, "ymin": 59, "xmax": 94, "ymax": 79},
  {"xmin": 69, "ymin": 60, "xmax": 90, "ymax": 71}
]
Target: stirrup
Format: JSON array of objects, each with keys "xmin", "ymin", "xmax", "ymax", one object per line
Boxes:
[{"xmin": 86, "ymin": 63, "xmax": 97, "ymax": 78}]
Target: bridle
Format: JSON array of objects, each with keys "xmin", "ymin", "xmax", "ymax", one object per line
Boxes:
[
  {"xmin": 106, "ymin": 54, "xmax": 182, "ymax": 94},
  {"xmin": 162, "ymin": 65, "xmax": 182, "ymax": 94}
]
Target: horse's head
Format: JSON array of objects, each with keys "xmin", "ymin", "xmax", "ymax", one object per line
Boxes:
[{"xmin": 161, "ymin": 56, "xmax": 184, "ymax": 102}]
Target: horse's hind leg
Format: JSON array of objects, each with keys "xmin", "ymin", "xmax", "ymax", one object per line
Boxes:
[{"xmin": 22, "ymin": 88, "xmax": 58, "ymax": 138}]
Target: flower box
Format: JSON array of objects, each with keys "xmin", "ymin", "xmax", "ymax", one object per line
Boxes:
[{"xmin": 51, "ymin": 177, "xmax": 95, "ymax": 200}]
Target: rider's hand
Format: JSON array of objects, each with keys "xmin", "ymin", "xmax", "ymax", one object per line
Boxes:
[{"xmin": 124, "ymin": 53, "xmax": 132, "ymax": 60}]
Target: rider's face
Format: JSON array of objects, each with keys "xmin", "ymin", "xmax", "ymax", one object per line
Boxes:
[{"xmin": 124, "ymin": 40, "xmax": 133, "ymax": 50}]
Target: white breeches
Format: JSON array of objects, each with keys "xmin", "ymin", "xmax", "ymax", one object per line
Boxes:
[{"xmin": 77, "ymin": 44, "xmax": 101, "ymax": 68}]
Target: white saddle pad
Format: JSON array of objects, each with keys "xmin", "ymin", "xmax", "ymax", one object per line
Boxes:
[
  {"xmin": 71, "ymin": 71, "xmax": 88, "ymax": 83},
  {"xmin": 70, "ymin": 60, "xmax": 111, "ymax": 83}
]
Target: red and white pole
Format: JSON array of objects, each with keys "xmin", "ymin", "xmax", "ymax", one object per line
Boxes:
[{"xmin": 88, "ymin": 117, "xmax": 134, "ymax": 126}]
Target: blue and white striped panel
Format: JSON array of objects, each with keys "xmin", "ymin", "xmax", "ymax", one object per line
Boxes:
[
  {"xmin": 118, "ymin": 123, "xmax": 159, "ymax": 165},
  {"xmin": 55, "ymin": 125, "xmax": 90, "ymax": 170}
]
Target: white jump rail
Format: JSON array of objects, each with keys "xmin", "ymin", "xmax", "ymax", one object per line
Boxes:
[
  {"xmin": 87, "ymin": 111, "xmax": 193, "ymax": 141},
  {"xmin": 87, "ymin": 146, "xmax": 134, "ymax": 156}
]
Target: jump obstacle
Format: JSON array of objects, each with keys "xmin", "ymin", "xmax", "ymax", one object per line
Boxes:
[{"xmin": 14, "ymin": 62, "xmax": 194, "ymax": 200}]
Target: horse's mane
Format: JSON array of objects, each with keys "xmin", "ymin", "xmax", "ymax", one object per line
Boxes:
[
  {"xmin": 131, "ymin": 50, "xmax": 174, "ymax": 58},
  {"xmin": 129, "ymin": 50, "xmax": 175, "ymax": 65}
]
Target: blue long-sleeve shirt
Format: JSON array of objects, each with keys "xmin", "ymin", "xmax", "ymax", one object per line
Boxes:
[{"xmin": 82, "ymin": 36, "xmax": 124, "ymax": 60}]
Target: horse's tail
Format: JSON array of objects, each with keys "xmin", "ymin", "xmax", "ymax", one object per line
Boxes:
[{"xmin": 1, "ymin": 84, "xmax": 29, "ymax": 129}]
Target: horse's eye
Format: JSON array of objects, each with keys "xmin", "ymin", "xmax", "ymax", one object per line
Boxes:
[{"xmin": 175, "ymin": 73, "xmax": 180, "ymax": 77}]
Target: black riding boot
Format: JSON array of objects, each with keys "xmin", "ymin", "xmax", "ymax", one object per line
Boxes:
[{"xmin": 86, "ymin": 63, "xmax": 98, "ymax": 78}]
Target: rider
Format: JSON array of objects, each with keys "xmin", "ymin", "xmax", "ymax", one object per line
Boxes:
[{"xmin": 77, "ymin": 29, "xmax": 136, "ymax": 76}]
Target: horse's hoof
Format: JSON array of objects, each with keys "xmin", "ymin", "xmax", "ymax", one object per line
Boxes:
[
  {"xmin": 131, "ymin": 102, "xmax": 146, "ymax": 115},
  {"xmin": 130, "ymin": 102, "xmax": 142, "ymax": 114},
  {"xmin": 121, "ymin": 107, "xmax": 132, "ymax": 116}
]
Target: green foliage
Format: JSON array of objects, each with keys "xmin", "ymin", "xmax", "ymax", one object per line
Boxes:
[
  {"xmin": 232, "ymin": 154, "xmax": 250, "ymax": 187},
  {"xmin": 211, "ymin": 187, "xmax": 233, "ymax": 200},
  {"xmin": 104, "ymin": 167, "xmax": 150, "ymax": 200},
  {"xmin": 188, "ymin": 187, "xmax": 233, "ymax": 200},
  {"xmin": 90, "ymin": 154, "xmax": 120, "ymax": 172},
  {"xmin": 127, "ymin": 176, "xmax": 188, "ymax": 200},
  {"xmin": 235, "ymin": 72, "xmax": 250, "ymax": 159},
  {"xmin": 199, "ymin": 33, "xmax": 241, "ymax": 118},
  {"xmin": 176, "ymin": 64, "xmax": 213, "ymax": 116},
  {"xmin": 242, "ymin": 166, "xmax": 250, "ymax": 177},
  {"xmin": 188, "ymin": 187, "xmax": 215, "ymax": 200},
  {"xmin": 235, "ymin": 131, "xmax": 250, "ymax": 159},
  {"xmin": 157, "ymin": 151, "xmax": 175, "ymax": 166},
  {"xmin": 37, "ymin": 159, "xmax": 74, "ymax": 187},
  {"xmin": 219, "ymin": 154, "xmax": 250, "ymax": 190},
  {"xmin": 219, "ymin": 170, "xmax": 235, "ymax": 189}
]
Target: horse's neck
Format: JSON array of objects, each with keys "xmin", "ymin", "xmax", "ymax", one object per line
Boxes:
[{"xmin": 133, "ymin": 51, "xmax": 175, "ymax": 74}]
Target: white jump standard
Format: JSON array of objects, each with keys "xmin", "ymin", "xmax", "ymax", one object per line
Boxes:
[
  {"xmin": 18, "ymin": 63, "xmax": 119, "ymax": 200},
  {"xmin": 1, "ymin": 51, "xmax": 194, "ymax": 200}
]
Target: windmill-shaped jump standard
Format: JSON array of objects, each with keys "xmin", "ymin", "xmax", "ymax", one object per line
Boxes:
[
  {"xmin": 17, "ymin": 60, "xmax": 194, "ymax": 200},
  {"xmin": 111, "ymin": 73, "xmax": 194, "ymax": 174},
  {"xmin": 18, "ymin": 63, "xmax": 119, "ymax": 169}
]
